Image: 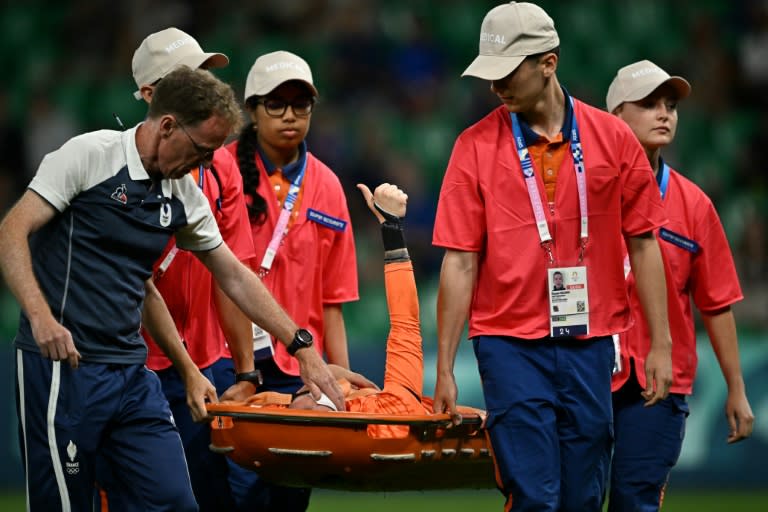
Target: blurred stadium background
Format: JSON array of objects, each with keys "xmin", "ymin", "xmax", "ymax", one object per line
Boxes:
[{"xmin": 1, "ymin": 0, "xmax": 766, "ymax": 509}]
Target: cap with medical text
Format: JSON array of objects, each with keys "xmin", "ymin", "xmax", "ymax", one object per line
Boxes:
[
  {"xmin": 606, "ymin": 60, "xmax": 691, "ymax": 113},
  {"xmin": 463, "ymin": 2, "xmax": 559, "ymax": 80},
  {"xmin": 132, "ymin": 27, "xmax": 229, "ymax": 100},
  {"xmin": 244, "ymin": 51, "xmax": 319, "ymax": 100}
]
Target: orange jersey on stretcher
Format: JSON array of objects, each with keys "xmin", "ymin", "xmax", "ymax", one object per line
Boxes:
[{"xmin": 246, "ymin": 260, "xmax": 430, "ymax": 437}]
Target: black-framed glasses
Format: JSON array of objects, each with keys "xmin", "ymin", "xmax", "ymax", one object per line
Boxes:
[
  {"xmin": 257, "ymin": 97, "xmax": 314, "ymax": 118},
  {"xmin": 177, "ymin": 121, "xmax": 217, "ymax": 161}
]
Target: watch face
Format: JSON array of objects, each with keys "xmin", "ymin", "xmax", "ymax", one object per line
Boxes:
[
  {"xmin": 288, "ymin": 328, "xmax": 314, "ymax": 355},
  {"xmin": 296, "ymin": 328, "xmax": 313, "ymax": 345}
]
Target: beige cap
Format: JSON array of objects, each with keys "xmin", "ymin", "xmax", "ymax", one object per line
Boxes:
[
  {"xmin": 463, "ymin": 2, "xmax": 559, "ymax": 80},
  {"xmin": 606, "ymin": 60, "xmax": 691, "ymax": 112},
  {"xmin": 244, "ymin": 51, "xmax": 318, "ymax": 100},
  {"xmin": 132, "ymin": 27, "xmax": 229, "ymax": 100}
]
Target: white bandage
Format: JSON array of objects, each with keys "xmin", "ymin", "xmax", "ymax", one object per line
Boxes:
[{"xmin": 315, "ymin": 392, "xmax": 339, "ymax": 411}]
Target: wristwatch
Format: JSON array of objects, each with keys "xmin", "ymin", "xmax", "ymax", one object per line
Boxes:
[
  {"xmin": 235, "ymin": 370, "xmax": 263, "ymax": 386},
  {"xmin": 287, "ymin": 328, "xmax": 314, "ymax": 356}
]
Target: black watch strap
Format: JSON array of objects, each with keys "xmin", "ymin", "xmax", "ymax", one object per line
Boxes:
[
  {"xmin": 235, "ymin": 370, "xmax": 263, "ymax": 386},
  {"xmin": 287, "ymin": 328, "xmax": 314, "ymax": 356}
]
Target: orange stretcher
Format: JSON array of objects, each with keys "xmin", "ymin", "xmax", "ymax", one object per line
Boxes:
[{"xmin": 208, "ymin": 402, "xmax": 496, "ymax": 491}]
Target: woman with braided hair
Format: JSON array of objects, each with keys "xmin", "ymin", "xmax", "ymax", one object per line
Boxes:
[{"xmin": 213, "ymin": 50, "xmax": 358, "ymax": 512}]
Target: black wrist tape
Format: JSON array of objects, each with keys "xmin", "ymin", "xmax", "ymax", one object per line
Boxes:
[{"xmin": 381, "ymin": 222, "xmax": 406, "ymax": 252}]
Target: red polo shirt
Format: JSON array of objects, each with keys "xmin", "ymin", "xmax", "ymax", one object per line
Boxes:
[
  {"xmin": 433, "ymin": 100, "xmax": 666, "ymax": 339},
  {"xmin": 613, "ymin": 166, "xmax": 743, "ymax": 394},
  {"xmin": 144, "ymin": 148, "xmax": 256, "ymax": 370},
  {"xmin": 226, "ymin": 141, "xmax": 359, "ymax": 376}
]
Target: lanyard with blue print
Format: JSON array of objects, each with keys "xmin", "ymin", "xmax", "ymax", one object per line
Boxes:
[
  {"xmin": 258, "ymin": 157, "xmax": 308, "ymax": 276},
  {"xmin": 509, "ymin": 96, "xmax": 588, "ymax": 264},
  {"xmin": 656, "ymin": 162, "xmax": 700, "ymax": 253},
  {"xmin": 197, "ymin": 164, "xmax": 223, "ymax": 211},
  {"xmin": 658, "ymin": 161, "xmax": 670, "ymax": 200}
]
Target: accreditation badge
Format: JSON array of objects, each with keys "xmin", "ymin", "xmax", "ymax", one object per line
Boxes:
[{"xmin": 548, "ymin": 266, "xmax": 589, "ymax": 338}]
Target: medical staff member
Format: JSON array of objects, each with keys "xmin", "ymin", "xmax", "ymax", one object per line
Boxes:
[
  {"xmin": 606, "ymin": 60, "xmax": 754, "ymax": 512},
  {"xmin": 123, "ymin": 27, "xmax": 258, "ymax": 512},
  {"xmin": 219, "ymin": 50, "xmax": 358, "ymax": 511},
  {"xmin": 432, "ymin": 3, "xmax": 674, "ymax": 511}
]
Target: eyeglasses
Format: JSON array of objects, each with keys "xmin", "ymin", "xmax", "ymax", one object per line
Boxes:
[
  {"xmin": 257, "ymin": 97, "xmax": 314, "ymax": 118},
  {"xmin": 176, "ymin": 121, "xmax": 217, "ymax": 162}
]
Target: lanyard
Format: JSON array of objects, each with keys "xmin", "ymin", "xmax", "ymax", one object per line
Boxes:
[
  {"xmin": 658, "ymin": 161, "xmax": 670, "ymax": 200},
  {"xmin": 197, "ymin": 164, "xmax": 223, "ymax": 211},
  {"xmin": 197, "ymin": 164, "xmax": 205, "ymax": 189},
  {"xmin": 509, "ymin": 97, "xmax": 588, "ymax": 263},
  {"xmin": 259, "ymin": 158, "xmax": 308, "ymax": 273}
]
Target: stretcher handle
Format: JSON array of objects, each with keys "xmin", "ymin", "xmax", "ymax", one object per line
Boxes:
[{"xmin": 207, "ymin": 408, "xmax": 484, "ymax": 428}]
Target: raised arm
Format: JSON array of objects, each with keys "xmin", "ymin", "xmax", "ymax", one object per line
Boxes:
[
  {"xmin": 0, "ymin": 191, "xmax": 80, "ymax": 367},
  {"xmin": 626, "ymin": 231, "xmax": 672, "ymax": 406},
  {"xmin": 357, "ymin": 183, "xmax": 422, "ymax": 395}
]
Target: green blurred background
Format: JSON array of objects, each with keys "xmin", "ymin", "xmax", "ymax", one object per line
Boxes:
[{"xmin": 1, "ymin": 0, "xmax": 767, "ymax": 509}]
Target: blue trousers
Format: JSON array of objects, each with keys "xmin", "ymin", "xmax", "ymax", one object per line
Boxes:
[
  {"xmin": 474, "ymin": 335, "xmax": 614, "ymax": 512},
  {"xmin": 16, "ymin": 349, "xmax": 197, "ymax": 512},
  {"xmin": 94, "ymin": 362, "xmax": 235, "ymax": 512},
  {"xmin": 155, "ymin": 363, "xmax": 235, "ymax": 512},
  {"xmin": 608, "ymin": 369, "xmax": 689, "ymax": 512},
  {"xmin": 210, "ymin": 356, "xmax": 311, "ymax": 512}
]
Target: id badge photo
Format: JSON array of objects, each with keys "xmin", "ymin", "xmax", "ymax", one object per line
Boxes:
[{"xmin": 547, "ymin": 265, "xmax": 589, "ymax": 338}]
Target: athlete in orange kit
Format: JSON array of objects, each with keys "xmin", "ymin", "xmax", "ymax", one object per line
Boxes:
[{"xmin": 244, "ymin": 183, "xmax": 479, "ymax": 439}]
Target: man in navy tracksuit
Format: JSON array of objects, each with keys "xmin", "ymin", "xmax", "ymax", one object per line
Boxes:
[{"xmin": 0, "ymin": 66, "xmax": 343, "ymax": 511}]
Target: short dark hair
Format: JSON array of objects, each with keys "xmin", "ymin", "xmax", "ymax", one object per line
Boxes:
[
  {"xmin": 525, "ymin": 46, "xmax": 561, "ymax": 63},
  {"xmin": 148, "ymin": 66, "xmax": 242, "ymax": 133}
]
